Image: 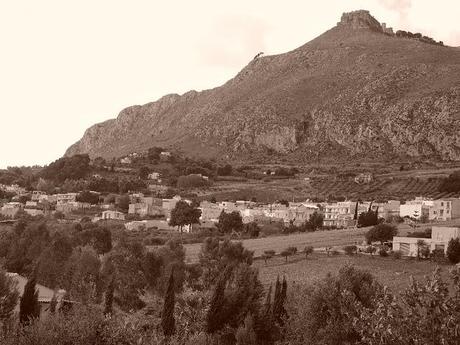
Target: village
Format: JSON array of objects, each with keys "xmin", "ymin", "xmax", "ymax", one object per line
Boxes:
[{"xmin": 2, "ymin": 179, "xmax": 460, "ymax": 258}]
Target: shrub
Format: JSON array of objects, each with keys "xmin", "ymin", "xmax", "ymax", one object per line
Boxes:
[
  {"xmin": 392, "ymin": 250, "xmax": 402, "ymax": 259},
  {"xmin": 286, "ymin": 246, "xmax": 297, "ymax": 255},
  {"xmin": 343, "ymin": 245, "xmax": 357, "ymax": 256},
  {"xmin": 303, "ymin": 246, "xmax": 314, "ymax": 259},
  {"xmin": 365, "ymin": 246, "xmax": 376, "ymax": 257},
  {"xmin": 446, "ymin": 238, "xmax": 460, "ymax": 264},
  {"xmin": 431, "ymin": 248, "xmax": 446, "ymax": 263},
  {"xmin": 378, "ymin": 246, "xmax": 389, "ymax": 257}
]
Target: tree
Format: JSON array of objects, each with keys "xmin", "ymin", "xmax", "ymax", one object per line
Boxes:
[
  {"xmin": 365, "ymin": 223, "xmax": 397, "ymax": 244},
  {"xmin": 206, "ymin": 268, "xmax": 230, "ymax": 334},
  {"xmin": 116, "ymin": 194, "xmax": 130, "ymax": 212},
  {"xmin": 76, "ymin": 190, "xmax": 100, "ymax": 204},
  {"xmin": 280, "ymin": 249, "xmax": 292, "ymax": 262},
  {"xmin": 168, "ymin": 200, "xmax": 201, "ymax": 239},
  {"xmin": 217, "ymin": 211, "xmax": 244, "ymax": 234},
  {"xmin": 416, "ymin": 239, "xmax": 428, "ymax": 260},
  {"xmin": 147, "ymin": 147, "xmax": 163, "ymax": 161},
  {"xmin": 199, "ymin": 238, "xmax": 253, "ymax": 288},
  {"xmin": 344, "ymin": 245, "xmax": 357, "ymax": 256},
  {"xmin": 358, "ymin": 210, "xmax": 379, "ymax": 227},
  {"xmin": 272, "ymin": 276, "xmax": 287, "ymax": 326},
  {"xmin": 244, "ymin": 222, "xmax": 260, "ymax": 238},
  {"xmin": 104, "ymin": 275, "xmax": 115, "ymax": 316},
  {"xmin": 354, "ymin": 268, "xmax": 460, "ymax": 345},
  {"xmin": 0, "ymin": 269, "xmax": 19, "ymax": 325},
  {"xmin": 19, "ymin": 276, "xmax": 40, "ymax": 325},
  {"xmin": 284, "ymin": 265, "xmax": 381, "ymax": 345},
  {"xmin": 101, "ymin": 245, "xmax": 146, "ymax": 312},
  {"xmin": 138, "ymin": 166, "xmax": 149, "ymax": 180},
  {"xmin": 303, "ymin": 246, "xmax": 314, "ymax": 259},
  {"xmin": 41, "ymin": 154, "xmax": 91, "ymax": 183},
  {"xmin": 217, "ymin": 164, "xmax": 232, "ymax": 176},
  {"xmin": 262, "ymin": 250, "xmax": 275, "ymax": 265},
  {"xmin": 236, "ymin": 314, "xmax": 257, "ymax": 345},
  {"xmin": 64, "ymin": 246, "xmax": 102, "ymax": 304},
  {"xmin": 161, "ymin": 269, "xmax": 176, "ymax": 336},
  {"xmin": 303, "ymin": 212, "xmax": 323, "ymax": 232},
  {"xmin": 446, "ymin": 238, "xmax": 460, "ymax": 264}
]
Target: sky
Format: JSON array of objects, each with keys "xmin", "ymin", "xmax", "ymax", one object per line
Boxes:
[{"xmin": 1, "ymin": 0, "xmax": 459, "ymax": 168}]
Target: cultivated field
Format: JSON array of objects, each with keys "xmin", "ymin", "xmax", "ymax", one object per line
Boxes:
[
  {"xmin": 183, "ymin": 218, "xmax": 460, "ymax": 263},
  {"xmin": 254, "ymin": 252, "xmax": 453, "ymax": 293},
  {"xmin": 183, "ymin": 227, "xmax": 368, "ymax": 263}
]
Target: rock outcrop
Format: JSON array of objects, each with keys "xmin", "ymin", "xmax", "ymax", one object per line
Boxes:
[
  {"xmin": 337, "ymin": 10, "xmax": 383, "ymax": 32},
  {"xmin": 66, "ymin": 10, "xmax": 460, "ymax": 163}
]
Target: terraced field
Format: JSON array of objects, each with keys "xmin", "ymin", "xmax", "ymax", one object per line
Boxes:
[{"xmin": 201, "ymin": 166, "xmax": 460, "ymax": 203}]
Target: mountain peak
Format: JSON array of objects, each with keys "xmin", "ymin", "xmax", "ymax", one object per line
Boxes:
[{"xmin": 337, "ymin": 10, "xmax": 384, "ymax": 32}]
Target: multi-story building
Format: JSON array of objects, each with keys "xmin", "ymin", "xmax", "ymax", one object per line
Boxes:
[
  {"xmin": 428, "ymin": 198, "xmax": 460, "ymax": 221},
  {"xmin": 323, "ymin": 201, "xmax": 357, "ymax": 227}
]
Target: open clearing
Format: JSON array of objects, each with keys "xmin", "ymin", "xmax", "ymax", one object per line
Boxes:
[{"xmin": 254, "ymin": 252, "xmax": 453, "ymax": 293}]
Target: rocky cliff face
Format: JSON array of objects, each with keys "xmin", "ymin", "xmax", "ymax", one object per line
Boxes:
[{"xmin": 66, "ymin": 10, "xmax": 460, "ymax": 163}]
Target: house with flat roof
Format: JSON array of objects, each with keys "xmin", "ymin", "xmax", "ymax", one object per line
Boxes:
[{"xmin": 393, "ymin": 226, "xmax": 460, "ymax": 257}]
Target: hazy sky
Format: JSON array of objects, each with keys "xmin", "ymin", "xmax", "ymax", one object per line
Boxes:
[{"xmin": 1, "ymin": 0, "xmax": 459, "ymax": 168}]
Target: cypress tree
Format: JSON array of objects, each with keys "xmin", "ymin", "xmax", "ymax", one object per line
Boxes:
[
  {"xmin": 104, "ymin": 275, "xmax": 115, "ymax": 317},
  {"xmin": 206, "ymin": 268, "xmax": 229, "ymax": 333},
  {"xmin": 49, "ymin": 292, "xmax": 57, "ymax": 314},
  {"xmin": 272, "ymin": 276, "xmax": 281, "ymax": 321},
  {"xmin": 353, "ymin": 201, "xmax": 359, "ymax": 221},
  {"xmin": 264, "ymin": 285, "xmax": 272, "ymax": 315},
  {"xmin": 19, "ymin": 277, "xmax": 40, "ymax": 325},
  {"xmin": 161, "ymin": 269, "xmax": 176, "ymax": 336},
  {"xmin": 280, "ymin": 276, "xmax": 288, "ymax": 321}
]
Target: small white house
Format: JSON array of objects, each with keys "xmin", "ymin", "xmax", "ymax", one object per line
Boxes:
[
  {"xmin": 120, "ymin": 157, "xmax": 132, "ymax": 164},
  {"xmin": 148, "ymin": 172, "xmax": 161, "ymax": 181},
  {"xmin": 101, "ymin": 210, "xmax": 125, "ymax": 221}
]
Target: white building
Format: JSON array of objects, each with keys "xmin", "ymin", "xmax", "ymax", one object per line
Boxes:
[
  {"xmin": 55, "ymin": 193, "xmax": 78, "ymax": 204},
  {"xmin": 0, "ymin": 202, "xmax": 23, "ymax": 218},
  {"xmin": 393, "ymin": 226, "xmax": 460, "ymax": 256},
  {"xmin": 400, "ymin": 203, "xmax": 429, "ymax": 220},
  {"xmin": 101, "ymin": 210, "xmax": 125, "ymax": 221}
]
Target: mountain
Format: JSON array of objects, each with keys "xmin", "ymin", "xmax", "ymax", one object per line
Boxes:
[{"xmin": 66, "ymin": 10, "xmax": 460, "ymax": 163}]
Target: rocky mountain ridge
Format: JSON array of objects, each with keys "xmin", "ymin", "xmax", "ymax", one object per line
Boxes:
[{"xmin": 66, "ymin": 10, "xmax": 460, "ymax": 163}]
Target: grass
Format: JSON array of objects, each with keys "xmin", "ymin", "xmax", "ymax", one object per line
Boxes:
[{"xmin": 254, "ymin": 252, "xmax": 453, "ymax": 293}]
